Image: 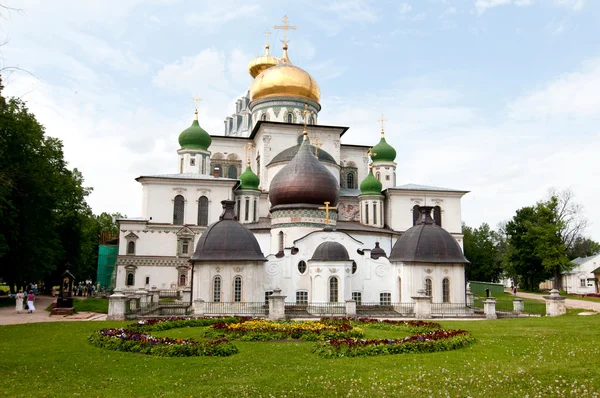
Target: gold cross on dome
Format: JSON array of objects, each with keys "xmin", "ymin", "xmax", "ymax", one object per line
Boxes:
[
  {"xmin": 319, "ymin": 201, "xmax": 337, "ymax": 225},
  {"xmin": 243, "ymin": 142, "xmax": 255, "ymax": 166},
  {"xmin": 378, "ymin": 113, "xmax": 387, "ymax": 134},
  {"xmin": 274, "ymin": 15, "xmax": 297, "ymax": 46},
  {"xmin": 191, "ymin": 93, "xmax": 202, "ymax": 110},
  {"xmin": 366, "ymin": 147, "xmax": 377, "ymax": 159},
  {"xmin": 311, "ymin": 135, "xmax": 322, "ymax": 156},
  {"xmin": 264, "ymin": 29, "xmax": 271, "ymax": 47}
]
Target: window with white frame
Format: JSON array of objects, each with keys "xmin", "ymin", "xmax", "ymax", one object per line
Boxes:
[
  {"xmin": 126, "ymin": 272, "xmax": 135, "ymax": 286},
  {"xmin": 442, "ymin": 278, "xmax": 450, "ymax": 303},
  {"xmin": 213, "ymin": 276, "xmax": 221, "ymax": 302},
  {"xmin": 580, "ymin": 279, "xmax": 586, "ymax": 287},
  {"xmin": 352, "ymin": 291, "xmax": 362, "ymax": 305},
  {"xmin": 233, "ymin": 276, "xmax": 242, "ymax": 302},
  {"xmin": 329, "ymin": 277, "xmax": 339, "ymax": 303},
  {"xmin": 380, "ymin": 292, "xmax": 391, "ymax": 305},
  {"xmin": 296, "ymin": 290, "xmax": 308, "ymax": 304},
  {"xmin": 425, "ymin": 278, "xmax": 432, "ymax": 297}
]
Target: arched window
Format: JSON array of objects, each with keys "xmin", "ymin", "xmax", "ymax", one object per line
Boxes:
[
  {"xmin": 425, "ymin": 278, "xmax": 432, "ymax": 297},
  {"xmin": 227, "ymin": 166, "xmax": 237, "ymax": 179},
  {"xmin": 298, "ymin": 260, "xmax": 307, "ymax": 274},
  {"xmin": 260, "ymin": 113, "xmax": 267, "ymax": 121},
  {"xmin": 179, "ymin": 274, "xmax": 187, "ymax": 287},
  {"xmin": 127, "ymin": 241, "xmax": 135, "ymax": 255},
  {"xmin": 278, "ymin": 231, "xmax": 284, "ymax": 253},
  {"xmin": 329, "ymin": 277, "xmax": 339, "ymax": 303},
  {"xmin": 443, "ymin": 278, "xmax": 450, "ymax": 303},
  {"xmin": 376, "ymin": 172, "xmax": 381, "ymax": 181},
  {"xmin": 126, "ymin": 273, "xmax": 134, "ymax": 286},
  {"xmin": 412, "ymin": 205, "xmax": 421, "ymax": 226},
  {"xmin": 373, "ymin": 202, "xmax": 377, "ymax": 225},
  {"xmin": 213, "ymin": 165, "xmax": 222, "ymax": 178},
  {"xmin": 213, "ymin": 276, "xmax": 221, "ymax": 302},
  {"xmin": 287, "ymin": 113, "xmax": 293, "ymax": 123},
  {"xmin": 346, "ymin": 173, "xmax": 355, "ymax": 189},
  {"xmin": 197, "ymin": 196, "xmax": 209, "ymax": 226},
  {"xmin": 352, "ymin": 261, "xmax": 357, "ymax": 274},
  {"xmin": 173, "ymin": 195, "xmax": 185, "ymax": 225},
  {"xmin": 434, "ymin": 206, "xmax": 442, "ymax": 227},
  {"xmin": 233, "ymin": 276, "xmax": 242, "ymax": 302}
]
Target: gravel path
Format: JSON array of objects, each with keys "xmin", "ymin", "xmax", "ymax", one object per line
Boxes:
[
  {"xmin": 0, "ymin": 295, "xmax": 107, "ymax": 325},
  {"xmin": 515, "ymin": 291, "xmax": 600, "ymax": 312}
]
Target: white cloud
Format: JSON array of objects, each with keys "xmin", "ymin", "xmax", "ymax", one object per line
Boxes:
[
  {"xmin": 508, "ymin": 58, "xmax": 600, "ymax": 120},
  {"xmin": 553, "ymin": 0, "xmax": 584, "ymax": 11},
  {"xmin": 475, "ymin": 0, "xmax": 512, "ymax": 15},
  {"xmin": 184, "ymin": 4, "xmax": 259, "ymax": 25},
  {"xmin": 476, "ymin": 0, "xmax": 584, "ymax": 14},
  {"xmin": 327, "ymin": 0, "xmax": 378, "ymax": 23},
  {"xmin": 227, "ymin": 49, "xmax": 252, "ymax": 86}
]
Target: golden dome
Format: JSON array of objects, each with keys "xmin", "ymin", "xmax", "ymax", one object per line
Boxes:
[
  {"xmin": 249, "ymin": 45, "xmax": 320, "ymax": 104},
  {"xmin": 248, "ymin": 44, "xmax": 279, "ymax": 78}
]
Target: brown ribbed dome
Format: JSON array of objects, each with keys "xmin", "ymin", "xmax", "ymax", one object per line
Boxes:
[
  {"xmin": 311, "ymin": 241, "xmax": 350, "ymax": 261},
  {"xmin": 190, "ymin": 201, "xmax": 267, "ymax": 263},
  {"xmin": 269, "ymin": 137, "xmax": 339, "ymax": 207},
  {"xmin": 389, "ymin": 207, "xmax": 468, "ymax": 264}
]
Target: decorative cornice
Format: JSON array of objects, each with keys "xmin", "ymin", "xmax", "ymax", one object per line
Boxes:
[{"xmin": 117, "ymin": 256, "xmax": 191, "ymax": 267}]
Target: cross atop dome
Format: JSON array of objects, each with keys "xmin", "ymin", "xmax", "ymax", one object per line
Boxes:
[
  {"xmin": 191, "ymin": 93, "xmax": 202, "ymax": 119},
  {"xmin": 378, "ymin": 113, "xmax": 387, "ymax": 135},
  {"xmin": 274, "ymin": 15, "xmax": 297, "ymax": 47}
]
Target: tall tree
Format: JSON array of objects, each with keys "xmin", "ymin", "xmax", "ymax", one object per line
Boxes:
[
  {"xmin": 463, "ymin": 222, "xmax": 504, "ymax": 282},
  {"xmin": 566, "ymin": 236, "xmax": 600, "ymax": 260},
  {"xmin": 548, "ymin": 188, "xmax": 589, "ymax": 257}
]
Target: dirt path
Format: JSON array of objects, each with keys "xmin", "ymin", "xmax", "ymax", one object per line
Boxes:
[
  {"xmin": 514, "ymin": 291, "xmax": 600, "ymax": 312},
  {"xmin": 0, "ymin": 295, "xmax": 107, "ymax": 325}
]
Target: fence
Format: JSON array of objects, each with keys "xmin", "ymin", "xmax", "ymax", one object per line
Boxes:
[
  {"xmin": 356, "ymin": 302, "xmax": 415, "ymax": 317},
  {"xmin": 205, "ymin": 302, "xmax": 267, "ymax": 316},
  {"xmin": 431, "ymin": 303, "xmax": 474, "ymax": 317},
  {"xmin": 283, "ymin": 302, "xmax": 346, "ymax": 317},
  {"xmin": 158, "ymin": 290, "xmax": 181, "ymax": 299}
]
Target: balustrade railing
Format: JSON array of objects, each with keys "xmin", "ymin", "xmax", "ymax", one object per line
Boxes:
[
  {"xmin": 431, "ymin": 303, "xmax": 474, "ymax": 317},
  {"xmin": 205, "ymin": 302, "xmax": 267, "ymax": 316},
  {"xmin": 356, "ymin": 302, "xmax": 415, "ymax": 317}
]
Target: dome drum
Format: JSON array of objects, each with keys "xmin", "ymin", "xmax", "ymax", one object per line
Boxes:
[
  {"xmin": 310, "ymin": 241, "xmax": 350, "ymax": 261},
  {"xmin": 271, "ymin": 205, "xmax": 337, "ymax": 228}
]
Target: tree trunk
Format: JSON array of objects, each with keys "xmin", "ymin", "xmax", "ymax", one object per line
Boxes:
[{"xmin": 553, "ymin": 267, "xmax": 563, "ymax": 291}]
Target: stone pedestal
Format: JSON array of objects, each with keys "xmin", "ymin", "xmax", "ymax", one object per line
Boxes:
[
  {"xmin": 466, "ymin": 287, "xmax": 475, "ymax": 308},
  {"xmin": 150, "ymin": 287, "xmax": 160, "ymax": 304},
  {"xmin": 107, "ymin": 288, "xmax": 127, "ymax": 320},
  {"xmin": 483, "ymin": 298, "xmax": 497, "ymax": 319},
  {"xmin": 412, "ymin": 289, "xmax": 432, "ymax": 319},
  {"xmin": 345, "ymin": 300, "xmax": 357, "ymax": 317},
  {"xmin": 513, "ymin": 298, "xmax": 524, "ymax": 314},
  {"xmin": 136, "ymin": 288, "xmax": 148, "ymax": 304},
  {"xmin": 268, "ymin": 288, "xmax": 286, "ymax": 320},
  {"xmin": 544, "ymin": 289, "xmax": 566, "ymax": 316},
  {"xmin": 193, "ymin": 299, "xmax": 205, "ymax": 316},
  {"xmin": 182, "ymin": 287, "xmax": 192, "ymax": 303}
]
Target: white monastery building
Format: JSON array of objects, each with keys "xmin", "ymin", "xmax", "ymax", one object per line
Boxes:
[{"xmin": 115, "ymin": 21, "xmax": 471, "ymax": 307}]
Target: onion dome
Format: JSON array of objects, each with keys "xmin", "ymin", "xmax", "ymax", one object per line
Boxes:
[
  {"xmin": 371, "ymin": 136, "xmax": 396, "ymax": 162},
  {"xmin": 178, "ymin": 111, "xmax": 211, "ymax": 150},
  {"xmin": 269, "ymin": 135, "xmax": 339, "ymax": 207},
  {"xmin": 311, "ymin": 241, "xmax": 350, "ymax": 261},
  {"xmin": 248, "ymin": 43, "xmax": 279, "ymax": 78},
  {"xmin": 360, "ymin": 170, "xmax": 382, "ymax": 195},
  {"xmin": 238, "ymin": 165, "xmax": 260, "ymax": 190},
  {"xmin": 389, "ymin": 207, "xmax": 468, "ymax": 264},
  {"xmin": 249, "ymin": 44, "xmax": 320, "ymax": 104},
  {"xmin": 268, "ymin": 139, "xmax": 336, "ymax": 166},
  {"xmin": 371, "ymin": 242, "xmax": 387, "ymax": 259},
  {"xmin": 190, "ymin": 201, "xmax": 267, "ymax": 262}
]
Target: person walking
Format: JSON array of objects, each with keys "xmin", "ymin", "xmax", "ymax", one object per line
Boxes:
[
  {"xmin": 26, "ymin": 290, "xmax": 36, "ymax": 314},
  {"xmin": 15, "ymin": 290, "xmax": 24, "ymax": 314}
]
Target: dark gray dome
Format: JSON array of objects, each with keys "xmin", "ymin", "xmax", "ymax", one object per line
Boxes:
[
  {"xmin": 311, "ymin": 241, "xmax": 350, "ymax": 261},
  {"xmin": 269, "ymin": 137, "xmax": 339, "ymax": 207},
  {"xmin": 268, "ymin": 142, "xmax": 336, "ymax": 166},
  {"xmin": 191, "ymin": 201, "xmax": 267, "ymax": 263},
  {"xmin": 389, "ymin": 207, "xmax": 468, "ymax": 264},
  {"xmin": 371, "ymin": 242, "xmax": 387, "ymax": 259}
]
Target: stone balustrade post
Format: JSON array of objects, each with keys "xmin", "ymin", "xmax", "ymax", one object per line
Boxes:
[
  {"xmin": 150, "ymin": 287, "xmax": 160, "ymax": 304},
  {"xmin": 193, "ymin": 299, "xmax": 205, "ymax": 316},
  {"xmin": 107, "ymin": 288, "xmax": 127, "ymax": 321},
  {"xmin": 544, "ymin": 289, "xmax": 566, "ymax": 316},
  {"xmin": 412, "ymin": 289, "xmax": 432, "ymax": 319},
  {"xmin": 483, "ymin": 297, "xmax": 497, "ymax": 319},
  {"xmin": 466, "ymin": 285, "xmax": 475, "ymax": 307},
  {"xmin": 136, "ymin": 288, "xmax": 149, "ymax": 306},
  {"xmin": 182, "ymin": 287, "xmax": 192, "ymax": 303},
  {"xmin": 513, "ymin": 298, "xmax": 524, "ymax": 314},
  {"xmin": 268, "ymin": 288, "xmax": 286, "ymax": 320},
  {"xmin": 345, "ymin": 299, "xmax": 357, "ymax": 317}
]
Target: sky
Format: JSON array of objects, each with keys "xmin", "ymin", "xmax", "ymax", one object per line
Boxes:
[{"xmin": 2, "ymin": 0, "xmax": 599, "ymax": 241}]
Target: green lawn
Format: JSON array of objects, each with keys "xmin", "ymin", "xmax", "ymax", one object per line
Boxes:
[{"xmin": 1, "ymin": 314, "xmax": 599, "ymax": 397}]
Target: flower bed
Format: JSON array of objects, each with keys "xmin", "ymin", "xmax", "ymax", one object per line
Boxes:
[
  {"xmin": 313, "ymin": 329, "xmax": 474, "ymax": 358},
  {"xmin": 203, "ymin": 319, "xmax": 365, "ymax": 341},
  {"xmin": 353, "ymin": 318, "xmax": 442, "ymax": 333},
  {"xmin": 127, "ymin": 316, "xmax": 245, "ymax": 332},
  {"xmin": 89, "ymin": 328, "xmax": 238, "ymax": 357}
]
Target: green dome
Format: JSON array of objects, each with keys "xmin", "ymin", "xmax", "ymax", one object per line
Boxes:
[
  {"xmin": 178, "ymin": 119, "xmax": 211, "ymax": 150},
  {"xmin": 238, "ymin": 166, "xmax": 260, "ymax": 190},
  {"xmin": 360, "ymin": 171, "xmax": 382, "ymax": 195},
  {"xmin": 371, "ymin": 136, "xmax": 396, "ymax": 162}
]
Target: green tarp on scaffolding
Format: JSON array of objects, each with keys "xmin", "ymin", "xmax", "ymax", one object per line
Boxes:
[{"xmin": 96, "ymin": 244, "xmax": 118, "ymax": 290}]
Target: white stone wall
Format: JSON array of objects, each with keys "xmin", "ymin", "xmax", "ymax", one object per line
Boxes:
[
  {"xmin": 372, "ymin": 161, "xmax": 397, "ymax": 190},
  {"xmin": 177, "ymin": 149, "xmax": 211, "ymax": 175},
  {"xmin": 115, "ymin": 263, "xmax": 186, "ymax": 291},
  {"xmin": 139, "ymin": 177, "xmax": 237, "ymax": 225},
  {"xmin": 359, "ymin": 195, "xmax": 385, "ymax": 228},
  {"xmin": 340, "ymin": 145, "xmax": 370, "ymax": 187},
  {"xmin": 399, "ymin": 263, "xmax": 465, "ymax": 303},
  {"xmin": 193, "ymin": 261, "xmax": 265, "ymax": 302}
]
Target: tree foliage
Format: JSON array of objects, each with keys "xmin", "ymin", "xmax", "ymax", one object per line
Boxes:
[
  {"xmin": 462, "ymin": 223, "xmax": 504, "ymax": 282},
  {"xmin": 0, "ymin": 79, "xmax": 97, "ymax": 291}
]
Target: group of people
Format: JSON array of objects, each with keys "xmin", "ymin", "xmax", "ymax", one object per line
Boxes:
[{"xmin": 14, "ymin": 290, "xmax": 36, "ymax": 314}]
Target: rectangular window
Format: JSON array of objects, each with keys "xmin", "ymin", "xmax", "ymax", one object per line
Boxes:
[
  {"xmin": 245, "ymin": 198, "xmax": 249, "ymax": 221},
  {"xmin": 380, "ymin": 292, "xmax": 391, "ymax": 305},
  {"xmin": 236, "ymin": 200, "xmax": 241, "ymax": 218},
  {"xmin": 373, "ymin": 202, "xmax": 377, "ymax": 225},
  {"xmin": 182, "ymin": 241, "xmax": 189, "ymax": 254},
  {"xmin": 234, "ymin": 277, "xmax": 242, "ymax": 302},
  {"xmin": 253, "ymin": 199, "xmax": 257, "ymax": 222},
  {"xmin": 580, "ymin": 279, "xmax": 586, "ymax": 287},
  {"xmin": 202, "ymin": 156, "xmax": 206, "ymax": 174},
  {"xmin": 329, "ymin": 277, "xmax": 339, "ymax": 303},
  {"xmin": 190, "ymin": 158, "xmax": 196, "ymax": 166},
  {"xmin": 365, "ymin": 203, "xmax": 369, "ymax": 224},
  {"xmin": 145, "ymin": 276, "xmax": 150, "ymax": 285},
  {"xmin": 264, "ymin": 291, "xmax": 273, "ymax": 305},
  {"xmin": 352, "ymin": 291, "xmax": 362, "ymax": 305},
  {"xmin": 296, "ymin": 291, "xmax": 308, "ymax": 304}
]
